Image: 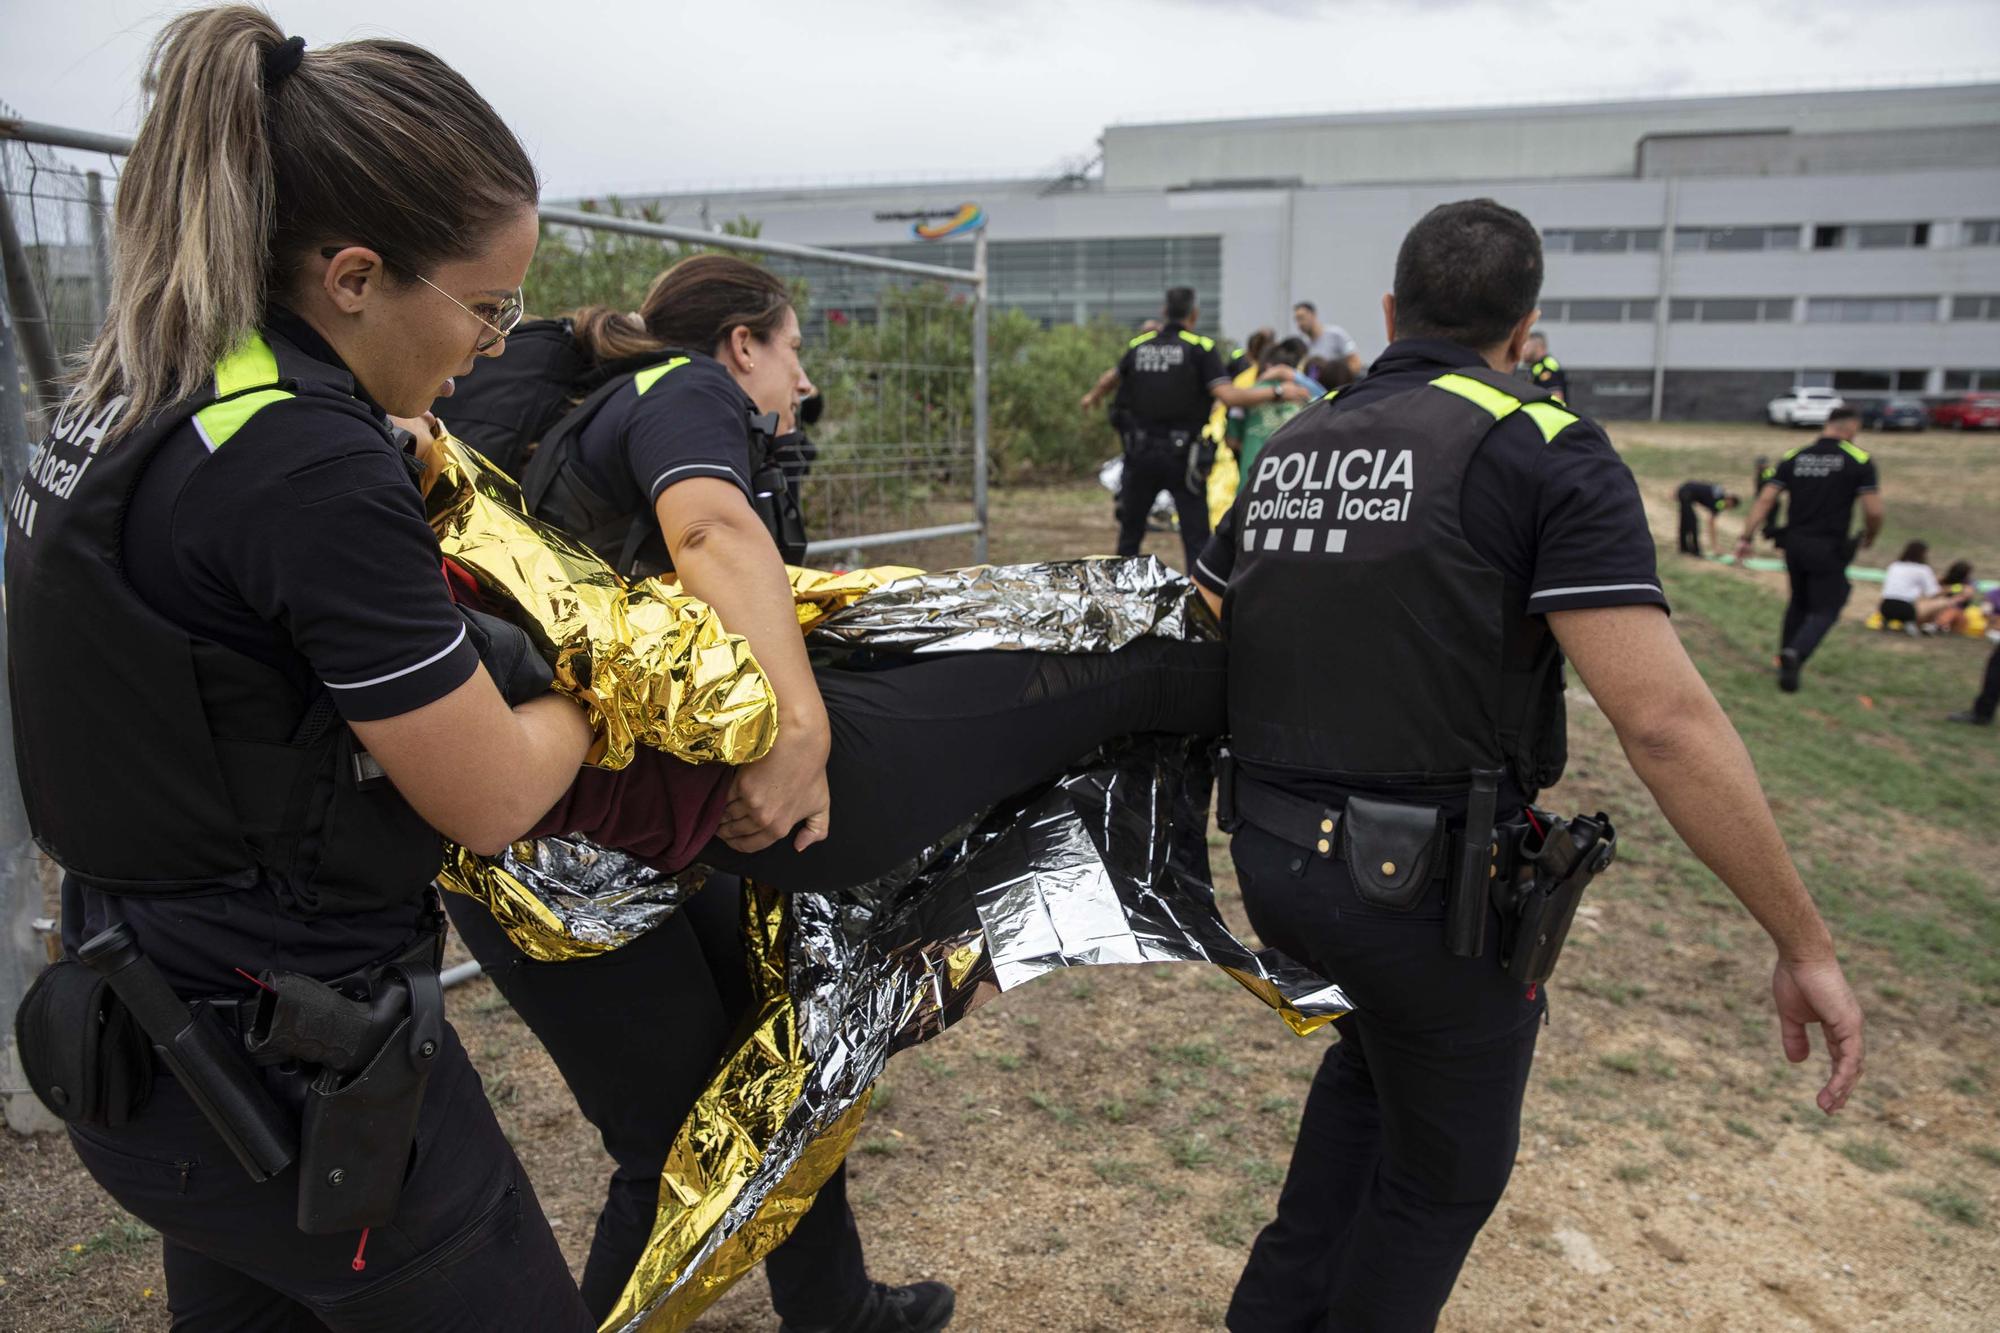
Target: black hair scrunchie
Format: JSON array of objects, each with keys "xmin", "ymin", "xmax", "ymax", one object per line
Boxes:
[{"xmin": 262, "ymin": 35, "xmax": 307, "ymax": 90}]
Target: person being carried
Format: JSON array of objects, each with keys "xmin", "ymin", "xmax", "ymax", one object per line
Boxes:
[{"xmin": 1675, "ymin": 480, "xmax": 1739, "ymax": 557}]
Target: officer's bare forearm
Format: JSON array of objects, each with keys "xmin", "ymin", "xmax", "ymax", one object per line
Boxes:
[
  {"xmin": 663, "ymin": 501, "xmax": 829, "ymax": 748},
  {"xmin": 1081, "ymin": 368, "xmax": 1120, "ymax": 409},
  {"xmin": 1737, "ymin": 483, "xmax": 1781, "ymax": 545},
  {"xmin": 354, "ymin": 676, "xmax": 594, "ymax": 856},
  {"xmin": 1548, "ymin": 607, "xmax": 1835, "ymax": 963},
  {"xmin": 1860, "ymin": 493, "xmax": 1885, "ymax": 546}
]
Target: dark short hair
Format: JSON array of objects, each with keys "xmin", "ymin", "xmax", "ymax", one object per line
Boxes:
[
  {"xmin": 1393, "ymin": 199, "xmax": 1544, "ymax": 349},
  {"xmin": 1826, "ymin": 407, "xmax": 1860, "ymax": 424},
  {"xmin": 1165, "ymin": 287, "xmax": 1197, "ymax": 321},
  {"xmin": 1293, "ymin": 300, "xmax": 1316, "ymax": 314},
  {"xmin": 1528, "ymin": 330, "xmax": 1548, "ymax": 343}
]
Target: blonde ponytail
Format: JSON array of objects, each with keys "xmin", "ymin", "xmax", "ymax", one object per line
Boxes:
[
  {"xmin": 71, "ymin": 5, "xmax": 539, "ymax": 436},
  {"xmin": 74, "ymin": 6, "xmax": 282, "ymax": 433}
]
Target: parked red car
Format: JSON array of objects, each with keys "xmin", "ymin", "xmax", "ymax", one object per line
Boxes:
[{"xmin": 1929, "ymin": 394, "xmax": 2000, "ymax": 429}]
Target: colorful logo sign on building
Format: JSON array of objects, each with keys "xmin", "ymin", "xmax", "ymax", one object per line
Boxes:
[{"xmin": 911, "ymin": 203, "xmax": 986, "ymax": 241}]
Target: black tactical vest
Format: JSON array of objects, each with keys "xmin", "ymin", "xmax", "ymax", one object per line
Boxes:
[
  {"xmin": 4, "ymin": 333, "xmax": 442, "ymax": 910},
  {"xmin": 1224, "ymin": 365, "xmax": 1571, "ymax": 797},
  {"xmin": 518, "ymin": 354, "xmax": 809, "ymax": 579}
]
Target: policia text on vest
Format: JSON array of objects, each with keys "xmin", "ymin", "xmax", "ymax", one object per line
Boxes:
[
  {"xmin": 1080, "ymin": 288, "xmax": 1310, "ymax": 571},
  {"xmin": 1192, "ymin": 199, "xmax": 1864, "ymax": 1332}
]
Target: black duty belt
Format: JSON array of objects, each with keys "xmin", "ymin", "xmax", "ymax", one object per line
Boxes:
[
  {"xmin": 183, "ymin": 927, "xmax": 443, "ymax": 1061},
  {"xmin": 1219, "ymin": 765, "xmax": 1523, "ymax": 884}
]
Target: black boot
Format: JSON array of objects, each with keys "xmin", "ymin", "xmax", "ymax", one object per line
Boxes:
[
  {"xmin": 779, "ymin": 1280, "xmax": 956, "ymax": 1333},
  {"xmin": 1778, "ymin": 648, "xmax": 1801, "ymax": 693}
]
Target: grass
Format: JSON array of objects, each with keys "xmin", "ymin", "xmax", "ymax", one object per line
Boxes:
[
  {"xmin": 1896, "ymin": 1184, "xmax": 1987, "ymax": 1228},
  {"xmin": 1838, "ymin": 1139, "xmax": 1905, "ymax": 1174}
]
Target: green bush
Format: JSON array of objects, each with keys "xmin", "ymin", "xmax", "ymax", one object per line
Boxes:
[{"xmin": 525, "ymin": 212, "xmax": 1135, "ymax": 487}]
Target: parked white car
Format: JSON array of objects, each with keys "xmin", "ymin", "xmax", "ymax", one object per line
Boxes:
[{"xmin": 1767, "ymin": 386, "xmax": 1845, "ymax": 427}]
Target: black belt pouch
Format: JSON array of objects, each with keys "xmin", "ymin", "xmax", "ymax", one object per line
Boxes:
[
  {"xmin": 15, "ymin": 960, "xmax": 153, "ymax": 1126},
  {"xmin": 1342, "ymin": 796, "xmax": 1445, "ymax": 912}
]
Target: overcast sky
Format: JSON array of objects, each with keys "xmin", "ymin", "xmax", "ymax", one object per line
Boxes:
[{"xmin": 7, "ymin": 1, "xmax": 1999, "ymax": 196}]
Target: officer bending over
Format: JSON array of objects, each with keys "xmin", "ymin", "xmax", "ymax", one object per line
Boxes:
[
  {"xmin": 1081, "ymin": 287, "xmax": 1309, "ymax": 569},
  {"xmin": 1195, "ymin": 199, "xmax": 1863, "ymax": 1332},
  {"xmin": 1733, "ymin": 408, "xmax": 1883, "ymax": 692},
  {"xmin": 1675, "ymin": 479, "xmax": 1739, "ymax": 557}
]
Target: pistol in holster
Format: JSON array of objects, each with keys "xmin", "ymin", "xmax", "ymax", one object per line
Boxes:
[
  {"xmin": 246, "ymin": 955, "xmax": 444, "ymax": 1234},
  {"xmin": 1492, "ymin": 810, "xmax": 1617, "ymax": 984}
]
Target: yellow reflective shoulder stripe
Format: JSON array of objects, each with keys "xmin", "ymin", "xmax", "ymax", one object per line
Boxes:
[
  {"xmin": 1521, "ymin": 400, "xmax": 1580, "ymax": 443},
  {"xmin": 1432, "ymin": 373, "xmax": 1575, "ymax": 441},
  {"xmin": 1430, "ymin": 372, "xmax": 1523, "ymax": 420},
  {"xmin": 1837, "ymin": 440, "xmax": 1871, "ymax": 465},
  {"xmin": 1127, "ymin": 331, "xmax": 1159, "ymax": 349},
  {"xmin": 634, "ymin": 357, "xmax": 691, "ymax": 395},
  {"xmin": 1780, "ymin": 443, "xmax": 1807, "ymax": 462},
  {"xmin": 193, "ymin": 388, "xmax": 294, "ymax": 451},
  {"xmin": 195, "ymin": 332, "xmax": 292, "ymax": 450},
  {"xmin": 1542, "ymin": 356, "xmax": 1560, "ymax": 372},
  {"xmin": 1178, "ymin": 330, "xmax": 1215, "ymax": 350},
  {"xmin": 213, "ymin": 333, "xmax": 281, "ymax": 398}
]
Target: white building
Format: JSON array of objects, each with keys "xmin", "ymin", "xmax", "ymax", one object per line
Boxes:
[{"xmin": 595, "ymin": 84, "xmax": 2000, "ymax": 420}]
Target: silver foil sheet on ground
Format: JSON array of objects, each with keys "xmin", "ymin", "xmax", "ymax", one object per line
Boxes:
[{"xmin": 607, "ymin": 735, "xmax": 1348, "ymax": 1331}]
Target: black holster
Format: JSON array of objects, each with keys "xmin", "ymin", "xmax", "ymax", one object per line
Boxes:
[
  {"xmin": 1494, "ymin": 810, "xmax": 1616, "ymax": 984},
  {"xmin": 251, "ymin": 957, "xmax": 445, "ymax": 1234}
]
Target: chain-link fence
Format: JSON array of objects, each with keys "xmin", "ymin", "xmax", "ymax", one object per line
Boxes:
[
  {"xmin": 0, "ymin": 123, "xmax": 990, "ymax": 565},
  {"xmin": 0, "ymin": 116, "xmax": 989, "ymax": 1124}
]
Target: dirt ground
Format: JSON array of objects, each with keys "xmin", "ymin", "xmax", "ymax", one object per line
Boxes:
[{"xmin": 3, "ymin": 422, "xmax": 1997, "ymax": 1331}]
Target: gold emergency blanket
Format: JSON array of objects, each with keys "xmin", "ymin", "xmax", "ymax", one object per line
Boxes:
[
  {"xmin": 418, "ymin": 432, "xmax": 777, "ymax": 771},
  {"xmin": 418, "ymin": 426, "xmax": 1350, "ymax": 1332}
]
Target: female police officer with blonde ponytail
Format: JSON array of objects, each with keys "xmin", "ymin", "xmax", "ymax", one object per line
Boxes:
[{"xmin": 4, "ymin": 8, "xmax": 598, "ymax": 1328}]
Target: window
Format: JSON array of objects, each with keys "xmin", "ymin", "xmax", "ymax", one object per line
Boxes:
[
  {"xmin": 1543, "ymin": 228, "xmax": 1661, "ymax": 254},
  {"xmin": 1804, "ymin": 296, "xmax": 1938, "ymax": 323},
  {"xmin": 1668, "ymin": 297, "xmax": 1793, "ymax": 323},
  {"xmin": 1812, "ymin": 222, "xmax": 1932, "ymax": 251},
  {"xmin": 1539, "ymin": 298, "xmax": 1656, "ymax": 323},
  {"xmin": 1965, "ymin": 220, "xmax": 2000, "ymax": 246},
  {"xmin": 774, "ymin": 234, "xmax": 1224, "ymax": 332},
  {"xmin": 1943, "ymin": 369, "xmax": 2000, "ymax": 391},
  {"xmin": 1952, "ymin": 295, "xmax": 2000, "ymax": 321},
  {"xmin": 1857, "ymin": 222, "xmax": 1929, "ymax": 249},
  {"xmin": 1673, "ymin": 225, "xmax": 1802, "ymax": 252}
]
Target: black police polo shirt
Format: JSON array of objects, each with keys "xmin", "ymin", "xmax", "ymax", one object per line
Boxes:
[
  {"xmin": 1116, "ymin": 324, "xmax": 1230, "ymax": 435},
  {"xmin": 1770, "ymin": 437, "xmax": 1878, "ymax": 542},
  {"xmin": 84, "ymin": 307, "xmax": 474, "ymax": 991},
  {"xmin": 1195, "ymin": 338, "xmax": 1666, "ymax": 618},
  {"xmin": 571, "ymin": 351, "xmax": 762, "ymax": 520}
]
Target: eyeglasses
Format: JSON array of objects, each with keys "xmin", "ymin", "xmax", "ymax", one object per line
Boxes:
[{"xmin": 317, "ymin": 246, "xmax": 524, "ymax": 353}]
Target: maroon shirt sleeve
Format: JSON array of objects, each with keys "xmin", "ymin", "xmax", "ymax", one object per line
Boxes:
[{"xmin": 527, "ymin": 749, "xmax": 733, "ymax": 873}]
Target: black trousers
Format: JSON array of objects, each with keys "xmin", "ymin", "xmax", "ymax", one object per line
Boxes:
[
  {"xmin": 1973, "ymin": 641, "xmax": 2000, "ymax": 721},
  {"xmin": 456, "ymin": 641, "xmax": 1227, "ymax": 1316},
  {"xmin": 1225, "ymin": 827, "xmax": 1544, "ymax": 1333},
  {"xmin": 1674, "ymin": 484, "xmax": 1705, "ymax": 555},
  {"xmin": 445, "ymin": 885, "xmax": 866, "ymax": 1324},
  {"xmin": 68, "ymin": 1025, "xmax": 592, "ymax": 1333},
  {"xmin": 1116, "ymin": 438, "xmax": 1209, "ymax": 571},
  {"xmin": 704, "ymin": 640, "xmax": 1227, "ymax": 894},
  {"xmin": 1782, "ymin": 536, "xmax": 1854, "ymax": 664}
]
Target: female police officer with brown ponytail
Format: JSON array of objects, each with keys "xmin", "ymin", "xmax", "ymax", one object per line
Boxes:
[{"xmin": 4, "ymin": 9, "xmax": 598, "ymax": 1328}]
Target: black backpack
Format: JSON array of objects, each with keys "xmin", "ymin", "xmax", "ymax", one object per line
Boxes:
[{"xmin": 438, "ymin": 318, "xmax": 596, "ymax": 478}]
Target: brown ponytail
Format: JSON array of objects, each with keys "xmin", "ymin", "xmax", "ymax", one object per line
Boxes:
[
  {"xmin": 571, "ymin": 254, "xmax": 794, "ymax": 366},
  {"xmin": 72, "ymin": 5, "xmax": 539, "ymax": 434}
]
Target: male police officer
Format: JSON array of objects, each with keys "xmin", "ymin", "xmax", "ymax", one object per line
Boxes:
[
  {"xmin": 1521, "ymin": 329, "xmax": 1567, "ymax": 402},
  {"xmin": 1082, "ymin": 288, "xmax": 1306, "ymax": 569},
  {"xmin": 1193, "ymin": 199, "xmax": 1863, "ymax": 1331},
  {"xmin": 1733, "ymin": 407, "xmax": 1883, "ymax": 692}
]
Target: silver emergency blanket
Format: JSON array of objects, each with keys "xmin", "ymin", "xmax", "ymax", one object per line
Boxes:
[
  {"xmin": 804, "ymin": 555, "xmax": 1210, "ymax": 655},
  {"xmin": 604, "ymin": 734, "xmax": 1349, "ymax": 1332}
]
